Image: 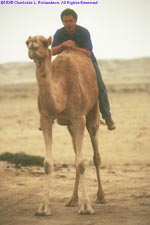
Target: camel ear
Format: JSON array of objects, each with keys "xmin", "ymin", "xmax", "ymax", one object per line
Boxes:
[
  {"xmin": 26, "ymin": 36, "xmax": 32, "ymax": 45},
  {"xmin": 47, "ymin": 36, "xmax": 52, "ymax": 46},
  {"xmin": 42, "ymin": 37, "xmax": 51, "ymax": 47}
]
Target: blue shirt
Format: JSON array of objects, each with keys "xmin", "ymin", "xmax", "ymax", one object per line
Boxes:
[{"xmin": 52, "ymin": 25, "xmax": 97, "ymax": 62}]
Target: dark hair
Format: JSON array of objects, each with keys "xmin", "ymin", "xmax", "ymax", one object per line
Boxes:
[{"xmin": 61, "ymin": 8, "xmax": 78, "ymax": 21}]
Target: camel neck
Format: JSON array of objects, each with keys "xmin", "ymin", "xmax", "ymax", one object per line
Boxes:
[
  {"xmin": 35, "ymin": 58, "xmax": 51, "ymax": 84},
  {"xmin": 35, "ymin": 57, "xmax": 61, "ymax": 114}
]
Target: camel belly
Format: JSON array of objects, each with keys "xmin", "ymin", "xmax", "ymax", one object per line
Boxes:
[{"xmin": 57, "ymin": 117, "xmax": 71, "ymax": 126}]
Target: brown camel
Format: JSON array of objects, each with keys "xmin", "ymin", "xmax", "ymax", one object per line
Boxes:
[{"xmin": 26, "ymin": 35, "xmax": 106, "ymax": 216}]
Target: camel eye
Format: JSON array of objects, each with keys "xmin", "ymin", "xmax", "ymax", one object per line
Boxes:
[
  {"xmin": 42, "ymin": 41, "xmax": 48, "ymax": 47},
  {"xmin": 26, "ymin": 40, "xmax": 29, "ymax": 46}
]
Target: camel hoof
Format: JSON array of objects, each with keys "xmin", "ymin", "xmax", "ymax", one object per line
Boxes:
[
  {"xmin": 78, "ymin": 204, "xmax": 95, "ymax": 215},
  {"xmin": 35, "ymin": 202, "xmax": 51, "ymax": 216},
  {"xmin": 96, "ymin": 198, "xmax": 107, "ymax": 204},
  {"xmin": 96, "ymin": 193, "xmax": 107, "ymax": 204},
  {"xmin": 66, "ymin": 197, "xmax": 78, "ymax": 207},
  {"xmin": 35, "ymin": 210, "xmax": 51, "ymax": 216}
]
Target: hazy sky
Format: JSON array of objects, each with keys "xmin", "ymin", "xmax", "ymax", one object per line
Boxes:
[{"xmin": 0, "ymin": 0, "xmax": 150, "ymax": 62}]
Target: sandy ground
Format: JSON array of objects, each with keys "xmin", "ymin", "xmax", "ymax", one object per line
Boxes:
[{"xmin": 0, "ymin": 59, "xmax": 150, "ymax": 225}]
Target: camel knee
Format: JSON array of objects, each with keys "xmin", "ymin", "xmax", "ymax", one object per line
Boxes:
[
  {"xmin": 76, "ymin": 162, "xmax": 85, "ymax": 174},
  {"xmin": 87, "ymin": 124, "xmax": 99, "ymax": 136},
  {"xmin": 44, "ymin": 161, "xmax": 53, "ymax": 174},
  {"xmin": 93, "ymin": 153, "xmax": 101, "ymax": 167}
]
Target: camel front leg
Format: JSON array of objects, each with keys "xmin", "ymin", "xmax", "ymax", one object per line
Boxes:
[
  {"xmin": 71, "ymin": 116, "xmax": 95, "ymax": 215},
  {"xmin": 79, "ymin": 171, "xmax": 95, "ymax": 215},
  {"xmin": 35, "ymin": 116, "xmax": 54, "ymax": 216},
  {"xmin": 66, "ymin": 124, "xmax": 79, "ymax": 207},
  {"xmin": 66, "ymin": 169, "xmax": 79, "ymax": 207}
]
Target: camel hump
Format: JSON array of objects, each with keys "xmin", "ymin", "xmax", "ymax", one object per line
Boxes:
[
  {"xmin": 52, "ymin": 49, "xmax": 98, "ymax": 88},
  {"xmin": 53, "ymin": 49, "xmax": 96, "ymax": 79},
  {"xmin": 60, "ymin": 49, "xmax": 90, "ymax": 64},
  {"xmin": 52, "ymin": 49, "xmax": 98, "ymax": 113}
]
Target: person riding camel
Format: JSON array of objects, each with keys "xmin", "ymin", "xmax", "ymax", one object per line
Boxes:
[{"xmin": 52, "ymin": 8, "xmax": 116, "ymax": 130}]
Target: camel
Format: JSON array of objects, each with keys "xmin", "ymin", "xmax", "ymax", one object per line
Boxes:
[{"xmin": 26, "ymin": 35, "xmax": 106, "ymax": 216}]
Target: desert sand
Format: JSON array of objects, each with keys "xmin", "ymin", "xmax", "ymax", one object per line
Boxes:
[{"xmin": 0, "ymin": 58, "xmax": 150, "ymax": 225}]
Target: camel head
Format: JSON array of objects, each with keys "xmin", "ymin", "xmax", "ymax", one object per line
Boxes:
[{"xmin": 26, "ymin": 35, "xmax": 52, "ymax": 60}]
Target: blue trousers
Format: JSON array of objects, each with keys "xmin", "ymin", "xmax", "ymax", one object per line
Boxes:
[{"xmin": 92, "ymin": 61, "xmax": 111, "ymax": 120}]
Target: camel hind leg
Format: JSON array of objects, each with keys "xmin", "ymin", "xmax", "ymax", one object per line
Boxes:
[{"xmin": 86, "ymin": 103, "xmax": 106, "ymax": 203}]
